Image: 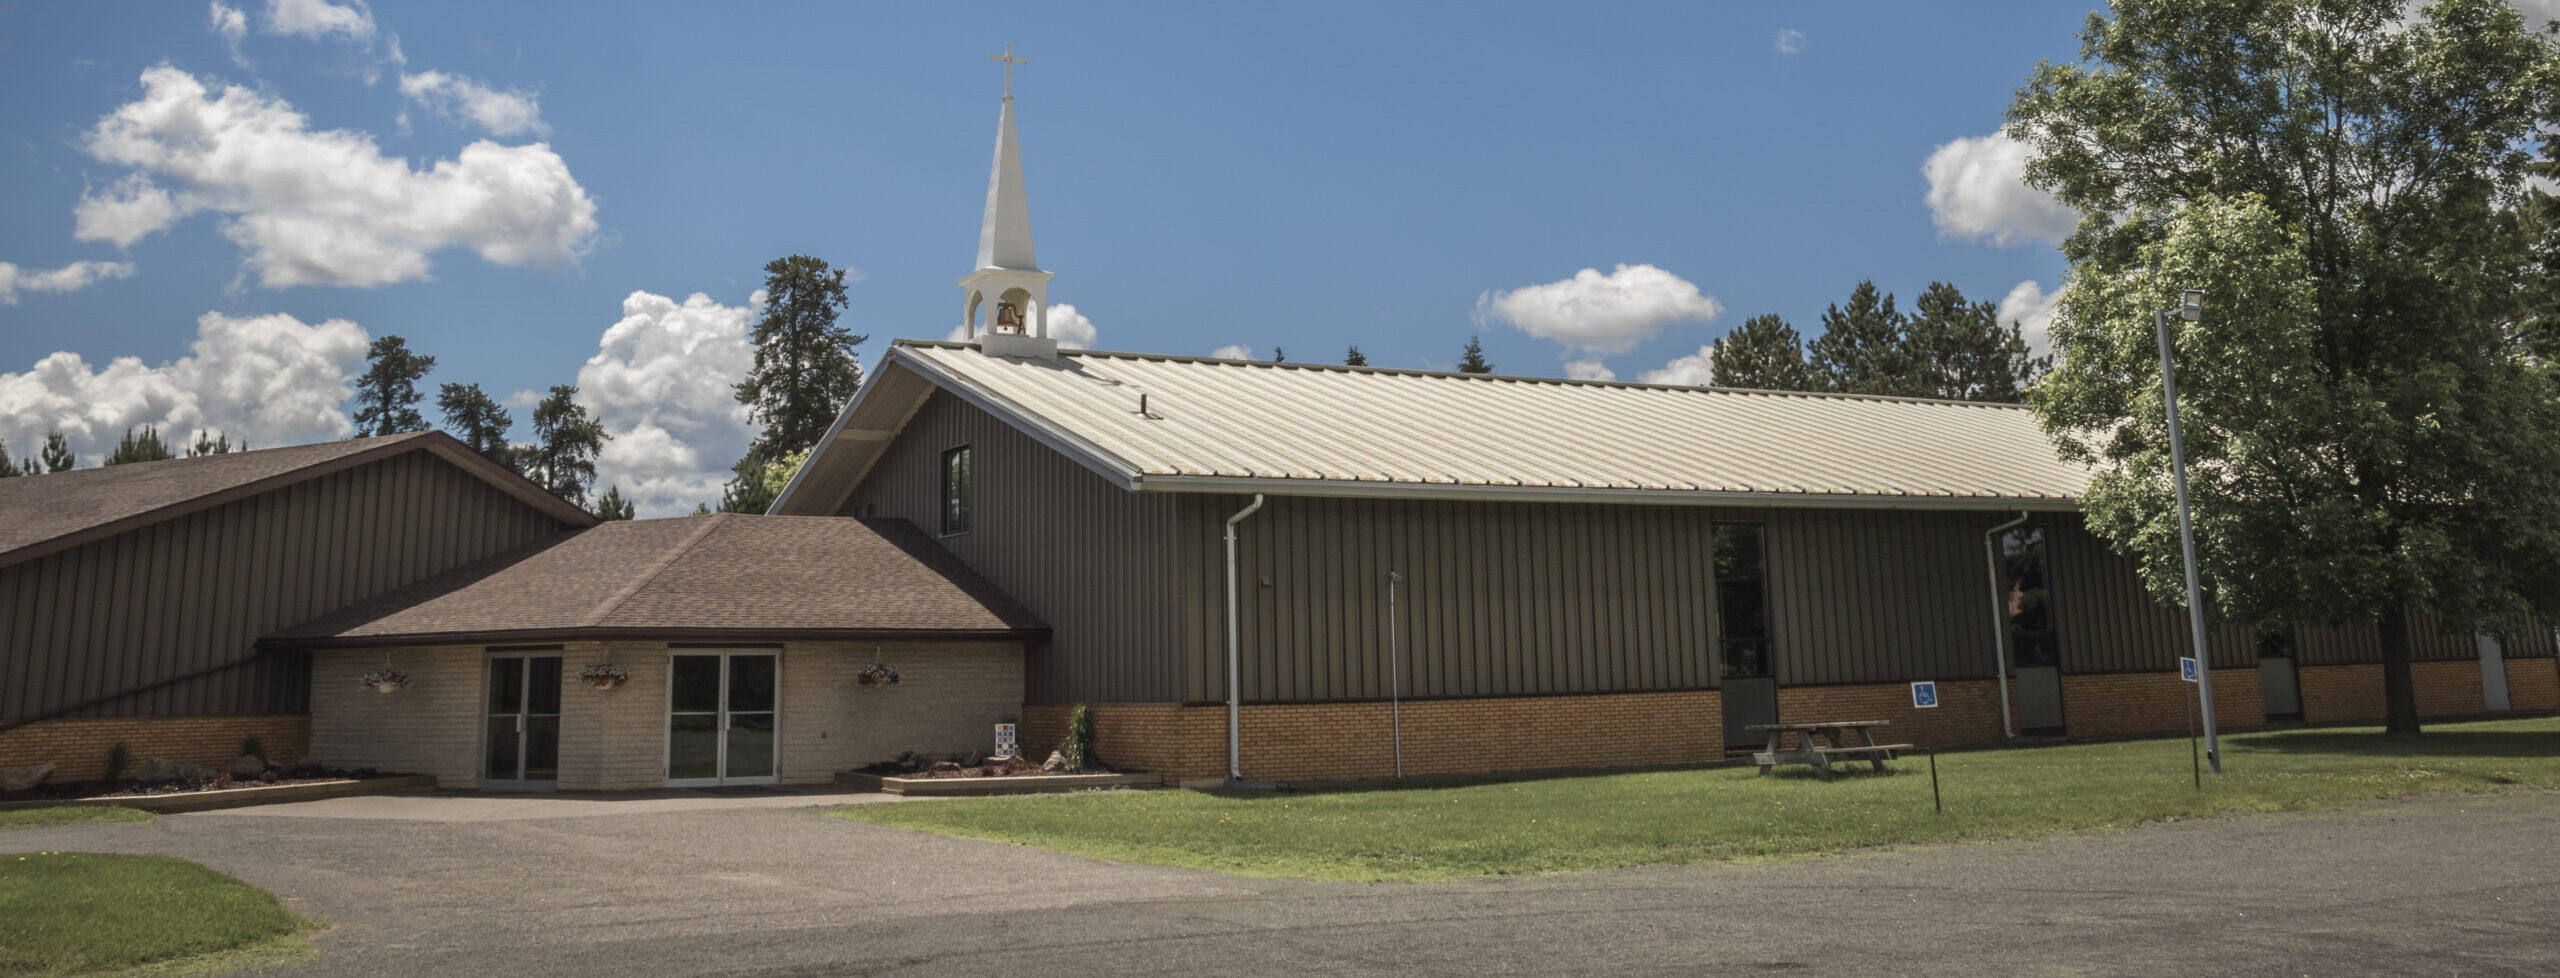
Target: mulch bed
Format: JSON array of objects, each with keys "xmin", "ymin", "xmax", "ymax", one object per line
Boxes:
[{"xmin": 2, "ymin": 768, "xmax": 399, "ymax": 804}]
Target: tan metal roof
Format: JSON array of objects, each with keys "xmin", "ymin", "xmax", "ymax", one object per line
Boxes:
[
  {"xmin": 777, "ymin": 340, "xmax": 2088, "ymax": 515},
  {"xmin": 265, "ymin": 513, "xmax": 1046, "ymax": 648}
]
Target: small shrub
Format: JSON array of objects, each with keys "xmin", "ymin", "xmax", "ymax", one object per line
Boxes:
[
  {"xmin": 240, "ymin": 735, "xmax": 266, "ymax": 762},
  {"xmin": 104, "ymin": 742, "xmax": 132, "ymax": 783},
  {"xmin": 1060, "ymin": 703, "xmax": 1096, "ymax": 771}
]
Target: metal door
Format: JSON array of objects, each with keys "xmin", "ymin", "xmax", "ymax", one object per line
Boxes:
[
  {"xmin": 2002, "ymin": 525, "xmax": 2065, "ymax": 734},
  {"xmin": 1714, "ymin": 523, "xmax": 1779, "ymax": 748},
  {"xmin": 2258, "ymin": 629, "xmax": 2302, "ymax": 721},
  {"xmin": 2478, "ymin": 634, "xmax": 2511, "ymax": 712}
]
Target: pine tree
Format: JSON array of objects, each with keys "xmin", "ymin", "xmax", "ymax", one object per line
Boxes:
[
  {"xmin": 1808, "ymin": 281, "xmax": 1914, "ymax": 396},
  {"xmin": 1344, "ymin": 345, "xmax": 1368, "ymax": 367},
  {"xmin": 436, "ymin": 383, "xmax": 517, "ymax": 469},
  {"xmin": 39, "ymin": 432, "xmax": 72, "ymax": 473},
  {"xmin": 591, "ymin": 485, "xmax": 636, "ymax": 521},
  {"xmin": 734, "ymin": 256, "xmax": 865, "ymax": 464},
  {"xmin": 1709, "ymin": 314, "xmax": 1814, "ymax": 391},
  {"xmin": 106, "ymin": 426, "xmax": 173, "ymax": 466},
  {"xmin": 1904, "ymin": 282, "xmax": 2046, "ymax": 402},
  {"xmin": 186, "ymin": 430, "xmax": 237, "ymax": 457},
  {"xmin": 351, "ymin": 336, "xmax": 437, "ymax": 436},
  {"xmin": 0, "ymin": 438, "xmax": 15, "ymax": 478},
  {"xmin": 691, "ymin": 503, "xmax": 712, "ymax": 516},
  {"xmin": 1456, "ymin": 336, "xmax": 1495, "ymax": 374},
  {"xmin": 526, "ymin": 385, "xmax": 609, "ymax": 505}
]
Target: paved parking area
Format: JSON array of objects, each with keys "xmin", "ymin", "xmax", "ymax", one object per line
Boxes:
[{"xmin": 8, "ymin": 787, "xmax": 2556, "ymax": 976}]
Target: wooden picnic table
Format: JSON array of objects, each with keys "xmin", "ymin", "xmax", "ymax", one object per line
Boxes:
[{"xmin": 1746, "ymin": 720, "xmax": 1914, "ymax": 778}]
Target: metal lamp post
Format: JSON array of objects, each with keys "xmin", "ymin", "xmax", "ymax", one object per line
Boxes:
[{"xmin": 2156, "ymin": 288, "xmax": 2222, "ymax": 774}]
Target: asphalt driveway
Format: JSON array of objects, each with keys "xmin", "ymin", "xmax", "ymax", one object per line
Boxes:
[{"xmin": 8, "ymin": 786, "xmax": 2555, "ymax": 977}]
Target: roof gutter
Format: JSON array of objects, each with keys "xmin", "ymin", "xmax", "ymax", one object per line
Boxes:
[
  {"xmin": 257, "ymin": 625, "xmax": 1054, "ymax": 653},
  {"xmin": 1131, "ymin": 474, "xmax": 2083, "ymax": 513}
]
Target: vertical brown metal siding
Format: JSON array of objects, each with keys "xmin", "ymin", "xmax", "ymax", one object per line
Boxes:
[
  {"xmin": 841, "ymin": 390, "xmax": 1184, "ymax": 704},
  {"xmin": 0, "ymin": 450, "xmax": 570, "ymax": 722}
]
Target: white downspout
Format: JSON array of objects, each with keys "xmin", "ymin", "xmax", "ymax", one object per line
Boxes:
[
  {"xmin": 1388, "ymin": 570, "xmax": 1404, "ymax": 779},
  {"xmin": 1225, "ymin": 493, "xmax": 1266, "ymax": 784},
  {"xmin": 1985, "ymin": 511, "xmax": 2032, "ymax": 739}
]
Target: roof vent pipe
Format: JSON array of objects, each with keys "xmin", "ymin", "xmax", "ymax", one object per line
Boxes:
[
  {"xmin": 1224, "ymin": 493, "xmax": 1266, "ymax": 786},
  {"xmin": 1984, "ymin": 511, "xmax": 2032, "ymax": 739}
]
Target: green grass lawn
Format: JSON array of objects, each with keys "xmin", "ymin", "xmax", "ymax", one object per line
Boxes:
[
  {"xmin": 0, "ymin": 807, "xmax": 153, "ymax": 832},
  {"xmin": 833, "ymin": 716, "xmax": 2560, "ymax": 883},
  {"xmin": 0, "ymin": 852, "xmax": 316, "ymax": 975}
]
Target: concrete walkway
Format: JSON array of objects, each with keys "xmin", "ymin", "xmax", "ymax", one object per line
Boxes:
[
  {"xmin": 195, "ymin": 784, "xmax": 915, "ymax": 822},
  {"xmin": 7, "ymin": 788, "xmax": 2556, "ymax": 976}
]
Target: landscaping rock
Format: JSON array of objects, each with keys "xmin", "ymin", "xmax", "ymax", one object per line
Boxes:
[
  {"xmin": 1042, "ymin": 751, "xmax": 1068, "ymax": 773},
  {"xmin": 0, "ymin": 761, "xmax": 53, "ymax": 791},
  {"xmin": 135, "ymin": 757, "xmax": 178, "ymax": 782},
  {"xmin": 230, "ymin": 754, "xmax": 266, "ymax": 777},
  {"xmin": 175, "ymin": 763, "xmax": 218, "ymax": 782}
]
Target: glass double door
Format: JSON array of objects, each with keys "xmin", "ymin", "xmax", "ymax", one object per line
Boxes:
[
  {"xmin": 666, "ymin": 652, "xmax": 777, "ymax": 786},
  {"xmin": 486, "ymin": 655, "xmax": 561, "ymax": 788}
]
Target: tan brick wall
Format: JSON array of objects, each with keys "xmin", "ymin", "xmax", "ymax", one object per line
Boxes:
[
  {"xmin": 310, "ymin": 646, "xmax": 486, "ymax": 786},
  {"xmin": 2301, "ymin": 663, "xmax": 2385, "ymax": 723},
  {"xmin": 0, "ymin": 714, "xmax": 309, "ymax": 782},
  {"xmin": 1776, "ymin": 680, "xmax": 2007, "ymax": 749},
  {"xmin": 2412, "ymin": 658, "xmax": 2485, "ymax": 717},
  {"xmin": 2511, "ymin": 657, "xmax": 2560, "ymax": 713},
  {"xmin": 1022, "ymin": 703, "xmax": 1224, "ymax": 780},
  {"xmin": 2059, "ymin": 670, "xmax": 2263, "ymax": 740},
  {"xmin": 313, "ymin": 640, "xmax": 1027, "ymax": 792}
]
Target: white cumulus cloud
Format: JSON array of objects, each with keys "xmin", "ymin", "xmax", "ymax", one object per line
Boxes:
[
  {"xmin": 2000, "ymin": 280, "xmax": 2061, "ymax": 359},
  {"xmin": 943, "ymin": 301, "xmax": 1100, "ymax": 349},
  {"xmin": 1563, "ymin": 359, "xmax": 1617, "ymax": 382},
  {"xmin": 73, "ymin": 175, "xmax": 183, "ymax": 248},
  {"xmin": 1923, "ymin": 133, "xmax": 2078, "ymax": 248},
  {"xmin": 0, "ymin": 260, "xmax": 136, "ymax": 305},
  {"xmin": 399, "ymin": 70, "xmax": 548, "ymax": 137},
  {"xmin": 1775, "ymin": 29, "xmax": 1806, "ymax": 55},
  {"xmin": 263, "ymin": 0, "xmax": 373, "ymax": 41},
  {"xmin": 1210, "ymin": 344, "xmax": 1253, "ymax": 360},
  {"xmin": 1638, "ymin": 345, "xmax": 1716, "ymax": 387},
  {"xmin": 1474, "ymin": 263, "xmax": 1722, "ymax": 356},
  {"xmin": 578, "ymin": 290, "xmax": 762, "ymax": 518},
  {"xmin": 0, "ymin": 311, "xmax": 366, "ymax": 464},
  {"xmin": 78, "ymin": 65, "xmax": 598, "ymax": 289},
  {"xmin": 209, "ymin": 2, "xmax": 249, "ymax": 65}
]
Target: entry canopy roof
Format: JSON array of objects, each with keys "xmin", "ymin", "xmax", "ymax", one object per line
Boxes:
[
  {"xmin": 774, "ymin": 341, "xmax": 2091, "ymax": 516},
  {"xmin": 265, "ymin": 513, "xmax": 1047, "ymax": 649}
]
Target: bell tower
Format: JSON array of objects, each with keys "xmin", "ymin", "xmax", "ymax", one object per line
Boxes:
[{"xmin": 961, "ymin": 43, "xmax": 1059, "ymax": 359}]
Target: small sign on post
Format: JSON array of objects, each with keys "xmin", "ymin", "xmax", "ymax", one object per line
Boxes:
[
  {"xmin": 993, "ymin": 723, "xmax": 1018, "ymax": 760},
  {"xmin": 1910, "ymin": 682, "xmax": 1942, "ymax": 814},
  {"xmin": 2179, "ymin": 657, "xmax": 2199, "ymax": 683}
]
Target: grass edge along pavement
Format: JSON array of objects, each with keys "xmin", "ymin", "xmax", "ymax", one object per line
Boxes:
[
  {"xmin": 831, "ymin": 716, "xmax": 2560, "ymax": 883},
  {"xmin": 0, "ymin": 852, "xmax": 320, "ymax": 975},
  {"xmin": 0, "ymin": 807, "xmax": 153, "ymax": 831}
]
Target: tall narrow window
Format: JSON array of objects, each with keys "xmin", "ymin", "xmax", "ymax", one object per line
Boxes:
[
  {"xmin": 940, "ymin": 446, "xmax": 972, "ymax": 535},
  {"xmin": 1713, "ymin": 523, "xmax": 1773, "ymax": 679},
  {"xmin": 2001, "ymin": 525, "xmax": 2058, "ymax": 668}
]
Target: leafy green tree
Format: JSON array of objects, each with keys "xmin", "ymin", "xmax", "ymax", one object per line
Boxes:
[
  {"xmin": 2017, "ymin": 0, "xmax": 2560, "ymax": 735},
  {"xmin": 720, "ymin": 449, "xmax": 806, "ymax": 514},
  {"xmin": 436, "ymin": 383, "xmax": 517, "ymax": 470},
  {"xmin": 1904, "ymin": 282, "xmax": 2046, "ymax": 402},
  {"xmin": 38, "ymin": 432, "xmax": 72, "ymax": 473},
  {"xmin": 186, "ymin": 430, "xmax": 236, "ymax": 457},
  {"xmin": 105, "ymin": 426, "xmax": 172, "ymax": 466},
  {"xmin": 690, "ymin": 502, "xmax": 712, "ymax": 516},
  {"xmin": 1456, "ymin": 336, "xmax": 1494, "ymax": 374},
  {"xmin": 591, "ymin": 484, "xmax": 636, "ymax": 521},
  {"xmin": 352, "ymin": 336, "xmax": 436, "ymax": 437},
  {"xmin": 1808, "ymin": 281, "xmax": 1914, "ymax": 396},
  {"xmin": 526, "ymin": 385, "xmax": 610, "ymax": 505},
  {"xmin": 1710, "ymin": 314, "xmax": 1814, "ymax": 391},
  {"xmin": 1344, "ymin": 345, "xmax": 1368, "ymax": 367}
]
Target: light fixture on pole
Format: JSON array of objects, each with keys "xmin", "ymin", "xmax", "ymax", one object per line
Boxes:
[{"xmin": 2156, "ymin": 287, "xmax": 2222, "ymax": 774}]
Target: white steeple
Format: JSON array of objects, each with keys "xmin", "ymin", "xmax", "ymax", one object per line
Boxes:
[{"xmin": 962, "ymin": 42, "xmax": 1059, "ymax": 359}]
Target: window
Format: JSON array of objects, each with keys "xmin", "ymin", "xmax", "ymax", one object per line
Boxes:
[
  {"xmin": 2001, "ymin": 525, "xmax": 2059, "ymax": 668},
  {"xmin": 940, "ymin": 446, "xmax": 972, "ymax": 535},
  {"xmin": 1713, "ymin": 523, "xmax": 1773, "ymax": 679}
]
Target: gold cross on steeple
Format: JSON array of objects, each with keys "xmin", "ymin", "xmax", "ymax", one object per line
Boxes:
[{"xmin": 990, "ymin": 42, "xmax": 1028, "ymax": 101}]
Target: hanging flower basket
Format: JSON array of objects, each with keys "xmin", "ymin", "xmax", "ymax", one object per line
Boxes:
[
  {"xmin": 578, "ymin": 664, "xmax": 629, "ymax": 690},
  {"xmin": 359, "ymin": 669, "xmax": 410, "ymax": 694},
  {"xmin": 856, "ymin": 663, "xmax": 902, "ymax": 687}
]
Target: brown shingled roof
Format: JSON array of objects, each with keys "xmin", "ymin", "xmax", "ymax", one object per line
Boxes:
[
  {"xmin": 262, "ymin": 513, "xmax": 1047, "ymax": 648},
  {"xmin": 0, "ymin": 432, "xmax": 596, "ymax": 570}
]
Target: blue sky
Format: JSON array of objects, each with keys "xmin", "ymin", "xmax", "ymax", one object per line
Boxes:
[{"xmin": 0, "ymin": 1, "xmax": 2098, "ymax": 513}]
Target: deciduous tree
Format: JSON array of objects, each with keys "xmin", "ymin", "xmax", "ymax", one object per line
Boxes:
[{"xmin": 2017, "ymin": 0, "xmax": 2560, "ymax": 735}]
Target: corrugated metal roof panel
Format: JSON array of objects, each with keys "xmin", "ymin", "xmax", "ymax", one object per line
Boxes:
[{"xmin": 883, "ymin": 341, "xmax": 2087, "ymax": 507}]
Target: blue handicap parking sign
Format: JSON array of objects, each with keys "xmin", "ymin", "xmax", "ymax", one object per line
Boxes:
[
  {"xmin": 2179, "ymin": 657, "xmax": 2199, "ymax": 682},
  {"xmin": 1910, "ymin": 681, "xmax": 1939, "ymax": 709}
]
